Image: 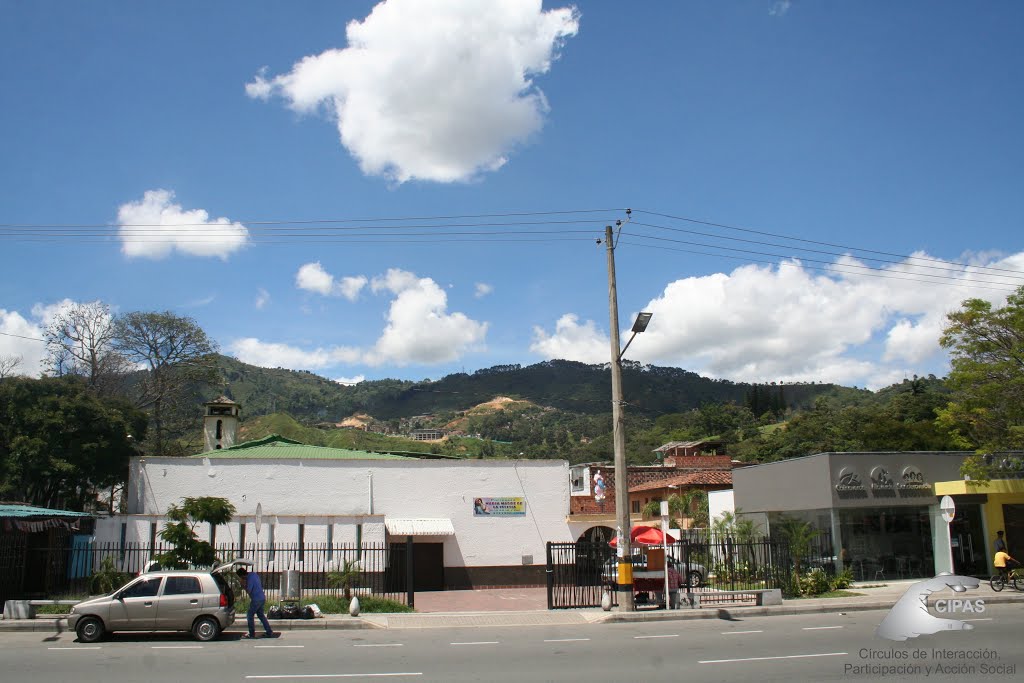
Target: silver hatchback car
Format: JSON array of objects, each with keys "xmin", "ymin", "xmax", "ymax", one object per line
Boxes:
[{"xmin": 68, "ymin": 560, "xmax": 248, "ymax": 642}]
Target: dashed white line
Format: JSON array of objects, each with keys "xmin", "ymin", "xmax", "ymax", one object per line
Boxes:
[
  {"xmin": 544, "ymin": 638, "xmax": 591, "ymax": 642},
  {"xmin": 450, "ymin": 641, "xmax": 499, "ymax": 646},
  {"xmin": 700, "ymin": 652, "xmax": 849, "ymax": 664},
  {"xmin": 722, "ymin": 630, "xmax": 763, "ymax": 635},
  {"xmin": 962, "ymin": 618, "xmax": 993, "ymax": 622},
  {"xmin": 354, "ymin": 644, "xmax": 404, "ymax": 648},
  {"xmin": 802, "ymin": 626, "xmax": 844, "ymax": 630},
  {"xmin": 255, "ymin": 645, "xmax": 306, "ymax": 649},
  {"xmin": 246, "ymin": 675, "xmax": 422, "ymax": 680},
  {"xmin": 633, "ymin": 634, "xmax": 679, "ymax": 640},
  {"xmin": 48, "ymin": 647, "xmax": 101, "ymax": 650},
  {"xmin": 152, "ymin": 645, "xmax": 203, "ymax": 649}
]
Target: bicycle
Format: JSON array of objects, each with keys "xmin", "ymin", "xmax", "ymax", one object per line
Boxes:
[{"xmin": 989, "ymin": 566, "xmax": 1023, "ymax": 592}]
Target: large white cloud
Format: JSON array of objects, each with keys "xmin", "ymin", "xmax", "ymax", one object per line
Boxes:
[
  {"xmin": 234, "ymin": 268, "xmax": 488, "ymax": 370},
  {"xmin": 117, "ymin": 189, "xmax": 249, "ymax": 259},
  {"xmin": 0, "ymin": 299, "xmax": 86, "ymax": 377},
  {"xmin": 365, "ymin": 268, "xmax": 488, "ymax": 365},
  {"xmin": 530, "ymin": 252, "xmax": 1024, "ymax": 389},
  {"xmin": 246, "ymin": 0, "xmax": 579, "ymax": 183},
  {"xmin": 295, "ymin": 262, "xmax": 367, "ymax": 301}
]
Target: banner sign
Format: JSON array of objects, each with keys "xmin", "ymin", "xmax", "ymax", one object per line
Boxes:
[{"xmin": 473, "ymin": 497, "xmax": 526, "ymax": 516}]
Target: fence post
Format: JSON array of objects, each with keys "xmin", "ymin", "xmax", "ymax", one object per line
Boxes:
[
  {"xmin": 545, "ymin": 542, "xmax": 554, "ymax": 610},
  {"xmin": 405, "ymin": 536, "xmax": 414, "ymax": 609}
]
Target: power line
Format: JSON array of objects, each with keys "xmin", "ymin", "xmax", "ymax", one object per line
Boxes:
[
  {"xmin": 632, "ymin": 209, "xmax": 1024, "ymax": 278},
  {"xmin": 0, "ymin": 331, "xmax": 45, "ymax": 342}
]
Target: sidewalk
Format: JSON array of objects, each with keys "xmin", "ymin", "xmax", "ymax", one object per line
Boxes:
[{"xmin": 4, "ymin": 580, "xmax": 1022, "ymax": 633}]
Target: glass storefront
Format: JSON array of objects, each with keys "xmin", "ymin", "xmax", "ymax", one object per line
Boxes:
[{"xmin": 769, "ymin": 505, "xmax": 936, "ymax": 581}]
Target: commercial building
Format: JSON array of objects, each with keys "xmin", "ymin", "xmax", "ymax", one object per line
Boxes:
[{"xmin": 733, "ymin": 451, "xmax": 972, "ymax": 580}]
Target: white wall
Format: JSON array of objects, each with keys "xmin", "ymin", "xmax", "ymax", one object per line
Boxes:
[
  {"xmin": 708, "ymin": 489, "xmax": 735, "ymax": 526},
  {"xmin": 120, "ymin": 457, "xmax": 574, "ymax": 569}
]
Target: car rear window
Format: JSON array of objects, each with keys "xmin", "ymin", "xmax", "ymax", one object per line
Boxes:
[{"xmin": 164, "ymin": 576, "xmax": 202, "ymax": 595}]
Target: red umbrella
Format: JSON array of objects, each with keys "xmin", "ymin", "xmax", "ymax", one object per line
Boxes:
[{"xmin": 608, "ymin": 525, "xmax": 678, "ymax": 548}]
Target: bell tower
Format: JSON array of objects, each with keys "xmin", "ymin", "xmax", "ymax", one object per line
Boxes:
[{"xmin": 203, "ymin": 396, "xmax": 240, "ymax": 451}]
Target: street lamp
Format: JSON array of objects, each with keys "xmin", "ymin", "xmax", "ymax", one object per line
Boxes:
[{"xmin": 604, "ymin": 222, "xmax": 652, "ymax": 611}]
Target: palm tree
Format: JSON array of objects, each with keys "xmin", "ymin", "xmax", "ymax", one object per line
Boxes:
[
  {"xmin": 327, "ymin": 559, "xmax": 361, "ymax": 601},
  {"xmin": 776, "ymin": 516, "xmax": 820, "ymax": 585}
]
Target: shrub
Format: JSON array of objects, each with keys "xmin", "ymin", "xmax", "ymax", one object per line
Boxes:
[{"xmin": 830, "ymin": 568, "xmax": 854, "ymax": 591}]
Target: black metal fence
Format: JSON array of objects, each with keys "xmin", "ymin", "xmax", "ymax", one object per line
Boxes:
[
  {"xmin": 546, "ymin": 530, "xmax": 837, "ymax": 609},
  {"xmin": 0, "ymin": 538, "xmax": 409, "ymax": 605}
]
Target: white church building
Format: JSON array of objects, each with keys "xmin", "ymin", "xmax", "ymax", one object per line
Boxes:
[{"xmin": 95, "ymin": 397, "xmax": 604, "ymax": 589}]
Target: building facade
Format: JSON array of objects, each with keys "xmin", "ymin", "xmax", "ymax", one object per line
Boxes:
[{"xmin": 733, "ymin": 451, "xmax": 972, "ymax": 580}]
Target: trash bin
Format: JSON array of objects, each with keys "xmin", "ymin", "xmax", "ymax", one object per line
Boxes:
[{"xmin": 281, "ymin": 570, "xmax": 302, "ymax": 601}]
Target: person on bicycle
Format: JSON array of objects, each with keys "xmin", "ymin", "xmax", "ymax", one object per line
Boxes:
[{"xmin": 994, "ymin": 548, "xmax": 1018, "ymax": 581}]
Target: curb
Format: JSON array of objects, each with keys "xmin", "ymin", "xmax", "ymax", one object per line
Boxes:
[{"xmin": 3, "ymin": 593, "xmax": 1021, "ymax": 633}]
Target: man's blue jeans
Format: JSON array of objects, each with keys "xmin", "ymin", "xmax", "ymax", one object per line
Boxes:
[{"xmin": 247, "ymin": 598, "xmax": 273, "ymax": 637}]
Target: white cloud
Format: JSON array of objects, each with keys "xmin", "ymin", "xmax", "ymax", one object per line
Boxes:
[
  {"xmin": 0, "ymin": 299, "xmax": 87, "ymax": 377},
  {"xmin": 246, "ymin": 0, "xmax": 580, "ymax": 183},
  {"xmin": 365, "ymin": 268, "xmax": 488, "ymax": 365},
  {"xmin": 295, "ymin": 262, "xmax": 367, "ymax": 301},
  {"xmin": 770, "ymin": 1, "xmax": 792, "ymax": 17},
  {"xmin": 530, "ymin": 252, "xmax": 1024, "ymax": 390},
  {"xmin": 255, "ymin": 288, "xmax": 270, "ymax": 310},
  {"xmin": 0, "ymin": 309, "xmax": 46, "ymax": 376},
  {"xmin": 475, "ymin": 282, "xmax": 494, "ymax": 298},
  {"xmin": 229, "ymin": 337, "xmax": 362, "ymax": 370},
  {"xmin": 117, "ymin": 189, "xmax": 249, "ymax": 260},
  {"xmin": 334, "ymin": 375, "xmax": 365, "ymax": 386},
  {"xmin": 530, "ymin": 313, "xmax": 608, "ymax": 363},
  {"xmin": 235, "ymin": 268, "xmax": 488, "ymax": 371}
]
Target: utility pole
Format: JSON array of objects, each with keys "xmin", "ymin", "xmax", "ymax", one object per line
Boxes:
[{"xmin": 605, "ymin": 221, "xmax": 634, "ymax": 611}]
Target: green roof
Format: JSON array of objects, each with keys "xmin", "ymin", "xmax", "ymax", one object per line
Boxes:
[
  {"xmin": 192, "ymin": 434, "xmax": 416, "ymax": 461},
  {"xmin": 0, "ymin": 504, "xmax": 92, "ymax": 518}
]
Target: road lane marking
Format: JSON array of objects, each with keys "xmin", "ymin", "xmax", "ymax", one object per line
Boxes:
[
  {"xmin": 802, "ymin": 626, "xmax": 844, "ymax": 630},
  {"xmin": 700, "ymin": 651, "xmax": 848, "ymax": 664},
  {"xmin": 633, "ymin": 634, "xmax": 679, "ymax": 639},
  {"xmin": 450, "ymin": 641, "xmax": 499, "ymax": 646},
  {"xmin": 246, "ymin": 674, "xmax": 422, "ymax": 679},
  {"xmin": 255, "ymin": 645, "xmax": 306, "ymax": 649},
  {"xmin": 354, "ymin": 644, "xmax": 404, "ymax": 648},
  {"xmin": 544, "ymin": 638, "xmax": 590, "ymax": 642},
  {"xmin": 152, "ymin": 645, "xmax": 203, "ymax": 649},
  {"xmin": 48, "ymin": 647, "xmax": 101, "ymax": 650},
  {"xmin": 962, "ymin": 618, "xmax": 993, "ymax": 622},
  {"xmin": 722, "ymin": 630, "xmax": 763, "ymax": 635}
]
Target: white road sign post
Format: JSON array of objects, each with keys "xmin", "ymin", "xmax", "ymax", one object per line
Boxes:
[
  {"xmin": 940, "ymin": 495, "xmax": 956, "ymax": 573},
  {"xmin": 661, "ymin": 500, "xmax": 670, "ymax": 610}
]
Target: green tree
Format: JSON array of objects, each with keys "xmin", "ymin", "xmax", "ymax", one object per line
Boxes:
[
  {"xmin": 775, "ymin": 515, "xmax": 820, "ymax": 588},
  {"xmin": 114, "ymin": 311, "xmax": 218, "ymax": 456},
  {"xmin": 0, "ymin": 376, "xmax": 147, "ymax": 510},
  {"xmin": 327, "ymin": 559, "xmax": 362, "ymax": 600},
  {"xmin": 937, "ymin": 288, "xmax": 1024, "ymax": 471},
  {"xmin": 156, "ymin": 496, "xmax": 236, "ymax": 569}
]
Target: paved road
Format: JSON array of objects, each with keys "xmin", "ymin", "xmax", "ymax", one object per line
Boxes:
[{"xmin": 1, "ymin": 604, "xmax": 1019, "ymax": 682}]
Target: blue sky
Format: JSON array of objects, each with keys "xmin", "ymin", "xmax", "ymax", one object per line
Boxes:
[{"xmin": 1, "ymin": 1, "xmax": 1022, "ymax": 391}]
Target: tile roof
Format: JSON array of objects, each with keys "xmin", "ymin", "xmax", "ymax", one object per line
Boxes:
[
  {"xmin": 192, "ymin": 434, "xmax": 416, "ymax": 461},
  {"xmin": 629, "ymin": 470, "xmax": 733, "ymax": 493}
]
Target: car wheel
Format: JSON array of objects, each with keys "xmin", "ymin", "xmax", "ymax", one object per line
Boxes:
[
  {"xmin": 687, "ymin": 571, "xmax": 704, "ymax": 588},
  {"xmin": 192, "ymin": 616, "xmax": 221, "ymax": 642},
  {"xmin": 76, "ymin": 616, "xmax": 104, "ymax": 643}
]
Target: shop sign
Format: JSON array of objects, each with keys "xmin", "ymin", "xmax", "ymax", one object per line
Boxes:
[
  {"xmin": 898, "ymin": 465, "xmax": 930, "ymax": 491},
  {"xmin": 835, "ymin": 467, "xmax": 864, "ymax": 492},
  {"xmin": 870, "ymin": 466, "xmax": 896, "ymax": 490},
  {"xmin": 473, "ymin": 497, "xmax": 526, "ymax": 516}
]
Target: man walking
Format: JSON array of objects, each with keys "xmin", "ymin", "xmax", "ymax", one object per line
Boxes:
[{"xmin": 237, "ymin": 566, "xmax": 274, "ymax": 639}]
